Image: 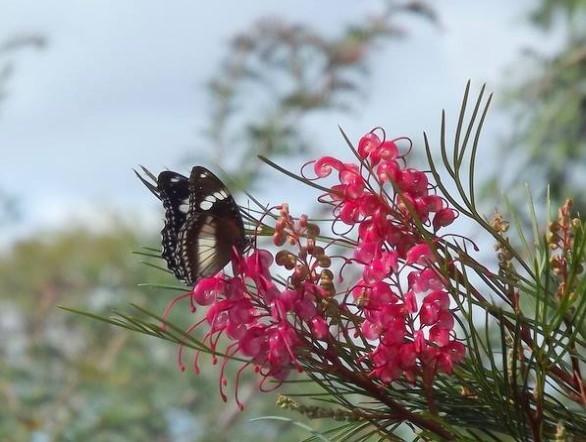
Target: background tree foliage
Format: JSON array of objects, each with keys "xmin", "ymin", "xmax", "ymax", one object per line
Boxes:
[
  {"xmin": 0, "ymin": 226, "xmax": 332, "ymax": 441},
  {"xmin": 502, "ymin": 0, "xmax": 586, "ymax": 212},
  {"xmin": 0, "ymin": 34, "xmax": 44, "ymax": 225},
  {"xmin": 200, "ymin": 0, "xmax": 435, "ymax": 188}
]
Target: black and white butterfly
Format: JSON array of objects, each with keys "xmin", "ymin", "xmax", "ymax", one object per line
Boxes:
[{"xmin": 136, "ymin": 165, "xmax": 248, "ymax": 285}]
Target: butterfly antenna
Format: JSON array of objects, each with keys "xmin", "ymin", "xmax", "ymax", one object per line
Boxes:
[
  {"xmin": 139, "ymin": 165, "xmax": 158, "ymax": 182},
  {"xmin": 133, "ymin": 166, "xmax": 161, "ymax": 200},
  {"xmin": 246, "ymin": 198, "xmax": 260, "ymax": 250}
]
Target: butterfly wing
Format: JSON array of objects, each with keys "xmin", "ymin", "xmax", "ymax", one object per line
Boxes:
[
  {"xmin": 178, "ymin": 213, "xmax": 245, "ymax": 284},
  {"xmin": 156, "ymin": 171, "xmax": 191, "ymax": 281},
  {"xmin": 137, "ymin": 165, "xmax": 246, "ymax": 286},
  {"xmin": 177, "ymin": 166, "xmax": 246, "ymax": 284}
]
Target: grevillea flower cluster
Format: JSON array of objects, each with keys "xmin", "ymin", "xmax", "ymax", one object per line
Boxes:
[
  {"xmin": 171, "ymin": 206, "xmax": 332, "ymax": 408},
  {"xmin": 314, "ymin": 132, "xmax": 465, "ymax": 384},
  {"xmin": 166, "ymin": 129, "xmax": 466, "ymax": 407}
]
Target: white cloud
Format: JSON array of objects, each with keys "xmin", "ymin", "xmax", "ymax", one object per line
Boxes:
[{"xmin": 0, "ymin": 0, "xmax": 548, "ymax": 246}]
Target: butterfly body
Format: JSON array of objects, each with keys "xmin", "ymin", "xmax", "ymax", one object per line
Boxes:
[{"xmin": 137, "ymin": 166, "xmax": 247, "ymax": 285}]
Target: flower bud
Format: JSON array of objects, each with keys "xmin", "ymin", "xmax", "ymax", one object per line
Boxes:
[
  {"xmin": 273, "ymin": 231, "xmax": 286, "ymax": 246},
  {"xmin": 306, "ymin": 223, "xmax": 320, "ymax": 238},
  {"xmin": 317, "ymin": 255, "xmax": 331, "ymax": 268}
]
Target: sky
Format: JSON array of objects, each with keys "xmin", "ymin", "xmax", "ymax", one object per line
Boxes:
[{"xmin": 0, "ymin": 0, "xmax": 558, "ymax": 246}]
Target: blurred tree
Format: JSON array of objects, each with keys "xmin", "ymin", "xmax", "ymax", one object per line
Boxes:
[
  {"xmin": 0, "ymin": 225, "xmax": 324, "ymax": 441},
  {"xmin": 500, "ymin": 0, "xmax": 586, "ymax": 211},
  {"xmin": 201, "ymin": 0, "xmax": 436, "ymax": 188},
  {"xmin": 0, "ymin": 34, "xmax": 46, "ymax": 102},
  {"xmin": 0, "ymin": 34, "xmax": 45, "ymax": 225},
  {"xmin": 0, "ymin": 188, "xmax": 19, "ymax": 226}
]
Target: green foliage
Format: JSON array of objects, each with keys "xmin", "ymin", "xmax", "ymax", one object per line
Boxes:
[
  {"xmin": 0, "ymin": 35, "xmax": 45, "ymax": 225},
  {"xmin": 0, "ymin": 226, "xmax": 320, "ymax": 441},
  {"xmin": 424, "ymin": 85, "xmax": 586, "ymax": 440},
  {"xmin": 500, "ymin": 0, "xmax": 586, "ymax": 212},
  {"xmin": 529, "ymin": 0, "xmax": 586, "ymax": 30}
]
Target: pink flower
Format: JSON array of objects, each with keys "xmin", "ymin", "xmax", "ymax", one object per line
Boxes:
[
  {"xmin": 245, "ymin": 249, "xmax": 274, "ymax": 278},
  {"xmin": 311, "ymin": 316, "xmax": 329, "ymax": 339},
  {"xmin": 433, "ymin": 208, "xmax": 458, "ymax": 231},
  {"xmin": 399, "ymin": 342, "xmax": 417, "ymax": 369},
  {"xmin": 353, "ymin": 281, "xmax": 398, "ymax": 308},
  {"xmin": 339, "ymin": 164, "xmax": 361, "ymax": 185},
  {"xmin": 192, "ymin": 276, "xmax": 224, "ymax": 305},
  {"xmin": 339, "ymin": 200, "xmax": 361, "ymax": 224},
  {"xmin": 408, "ymin": 268, "xmax": 444, "ymax": 293},
  {"xmin": 397, "ymin": 169, "xmax": 428, "ymax": 195},
  {"xmin": 267, "ymin": 323, "xmax": 300, "ymax": 369},
  {"xmin": 404, "ymin": 290, "xmax": 418, "ymax": 313},
  {"xmin": 308, "ymin": 130, "xmax": 465, "ymax": 385},
  {"xmin": 414, "ymin": 330, "xmax": 426, "ymax": 353},
  {"xmin": 314, "ymin": 156, "xmax": 345, "ymax": 178},
  {"xmin": 357, "ymin": 133, "xmax": 398, "ymax": 166},
  {"xmin": 377, "ymin": 160, "xmax": 400, "ymax": 183},
  {"xmin": 436, "ymin": 310, "xmax": 455, "ymax": 329},
  {"xmin": 370, "ymin": 140, "xmax": 398, "ymax": 165},
  {"xmin": 436, "ymin": 342, "xmax": 466, "ymax": 374},
  {"xmin": 429, "ymin": 325, "xmax": 451, "ymax": 347},
  {"xmin": 406, "ymin": 243, "xmax": 434, "ymax": 265},
  {"xmin": 357, "ymin": 133, "xmax": 381, "ymax": 160},
  {"xmin": 363, "ymin": 250, "xmax": 398, "ymax": 283},
  {"xmin": 371, "ymin": 344, "xmax": 402, "ymax": 382},
  {"xmin": 239, "ymin": 325, "xmax": 268, "ymax": 359},
  {"xmin": 420, "ymin": 290, "xmax": 450, "ymax": 325},
  {"xmin": 293, "ymin": 295, "xmax": 317, "ymax": 321}
]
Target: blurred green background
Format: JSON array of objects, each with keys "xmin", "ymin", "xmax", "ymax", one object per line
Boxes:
[{"xmin": 1, "ymin": 1, "xmax": 584, "ymax": 440}]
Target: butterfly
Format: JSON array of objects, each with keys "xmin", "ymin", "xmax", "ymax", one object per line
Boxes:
[{"xmin": 135, "ymin": 165, "xmax": 248, "ymax": 285}]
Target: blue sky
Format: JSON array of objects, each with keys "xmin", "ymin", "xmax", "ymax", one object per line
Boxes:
[{"xmin": 0, "ymin": 0, "xmax": 557, "ymax": 245}]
